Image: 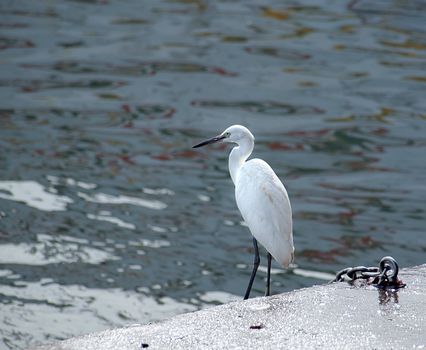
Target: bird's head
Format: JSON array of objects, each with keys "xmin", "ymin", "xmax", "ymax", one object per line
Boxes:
[{"xmin": 193, "ymin": 125, "xmax": 254, "ymax": 148}]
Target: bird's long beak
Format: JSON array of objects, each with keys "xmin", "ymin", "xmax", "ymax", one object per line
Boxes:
[{"xmin": 193, "ymin": 135, "xmax": 226, "ymax": 148}]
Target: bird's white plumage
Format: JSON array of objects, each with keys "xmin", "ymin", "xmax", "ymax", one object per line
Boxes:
[
  {"xmin": 235, "ymin": 158, "xmax": 294, "ymax": 267},
  {"xmin": 193, "ymin": 124, "xmax": 294, "ymax": 275}
]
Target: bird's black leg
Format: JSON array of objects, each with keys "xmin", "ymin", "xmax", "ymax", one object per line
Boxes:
[
  {"xmin": 265, "ymin": 253, "xmax": 272, "ymax": 297},
  {"xmin": 244, "ymin": 238, "xmax": 260, "ymax": 300}
]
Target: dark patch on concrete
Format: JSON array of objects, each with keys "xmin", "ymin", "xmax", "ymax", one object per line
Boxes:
[{"xmin": 249, "ymin": 324, "xmax": 264, "ymax": 330}]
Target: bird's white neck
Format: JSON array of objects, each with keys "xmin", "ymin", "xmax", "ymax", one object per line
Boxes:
[{"xmin": 228, "ymin": 138, "xmax": 254, "ymax": 185}]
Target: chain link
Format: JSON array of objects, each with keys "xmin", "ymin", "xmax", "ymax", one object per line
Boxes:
[{"xmin": 331, "ymin": 256, "xmax": 406, "ymax": 289}]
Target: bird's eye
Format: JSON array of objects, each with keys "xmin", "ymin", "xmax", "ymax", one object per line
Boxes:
[{"xmin": 225, "ymin": 132, "xmax": 231, "ymax": 137}]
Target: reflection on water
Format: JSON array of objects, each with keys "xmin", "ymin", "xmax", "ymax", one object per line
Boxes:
[
  {"xmin": 1, "ymin": 0, "xmax": 426, "ymax": 349},
  {"xmin": 0, "ymin": 181, "xmax": 73, "ymax": 211},
  {"xmin": 0, "ymin": 278, "xmax": 199, "ymax": 349},
  {"xmin": 87, "ymin": 212, "xmax": 136, "ymax": 230},
  {"xmin": 0, "ymin": 233, "xmax": 116, "ymax": 265},
  {"xmin": 77, "ymin": 192, "xmax": 167, "ymax": 210}
]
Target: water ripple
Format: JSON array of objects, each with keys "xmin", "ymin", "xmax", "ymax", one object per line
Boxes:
[
  {"xmin": 0, "ymin": 181, "xmax": 73, "ymax": 212},
  {"xmin": 87, "ymin": 212, "xmax": 136, "ymax": 230},
  {"xmin": 0, "ymin": 234, "xmax": 117, "ymax": 266},
  {"xmin": 77, "ymin": 192, "xmax": 167, "ymax": 210}
]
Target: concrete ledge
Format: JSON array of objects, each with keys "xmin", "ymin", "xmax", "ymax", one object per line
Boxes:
[{"xmin": 32, "ymin": 265, "xmax": 426, "ymax": 350}]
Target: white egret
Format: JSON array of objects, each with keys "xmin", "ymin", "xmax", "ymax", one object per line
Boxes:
[{"xmin": 193, "ymin": 125, "xmax": 294, "ymax": 299}]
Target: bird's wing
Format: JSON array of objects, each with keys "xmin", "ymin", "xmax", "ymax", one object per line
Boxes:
[{"xmin": 235, "ymin": 159, "xmax": 294, "ymax": 267}]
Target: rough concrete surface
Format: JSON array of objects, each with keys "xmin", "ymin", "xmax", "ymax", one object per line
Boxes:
[{"xmin": 31, "ymin": 265, "xmax": 426, "ymax": 350}]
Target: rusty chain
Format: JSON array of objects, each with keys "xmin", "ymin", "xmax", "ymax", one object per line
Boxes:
[{"xmin": 331, "ymin": 256, "xmax": 406, "ymax": 289}]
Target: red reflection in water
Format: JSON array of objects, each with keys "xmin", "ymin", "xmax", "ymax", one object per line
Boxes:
[
  {"xmin": 152, "ymin": 150, "xmax": 200, "ymax": 161},
  {"xmin": 372, "ymin": 127, "xmax": 388, "ymax": 135},
  {"xmin": 268, "ymin": 142, "xmax": 304, "ymax": 151},
  {"xmin": 121, "ymin": 104, "xmax": 131, "ymax": 113},
  {"xmin": 122, "ymin": 121, "xmax": 133, "ymax": 128},
  {"xmin": 286, "ymin": 128, "xmax": 330, "ymax": 137},
  {"xmin": 207, "ymin": 66, "xmax": 238, "ymax": 77},
  {"xmin": 301, "ymin": 234, "xmax": 382, "ymax": 263},
  {"xmin": 119, "ymin": 155, "xmax": 135, "ymax": 165},
  {"xmin": 152, "ymin": 154, "xmax": 172, "ymax": 161}
]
